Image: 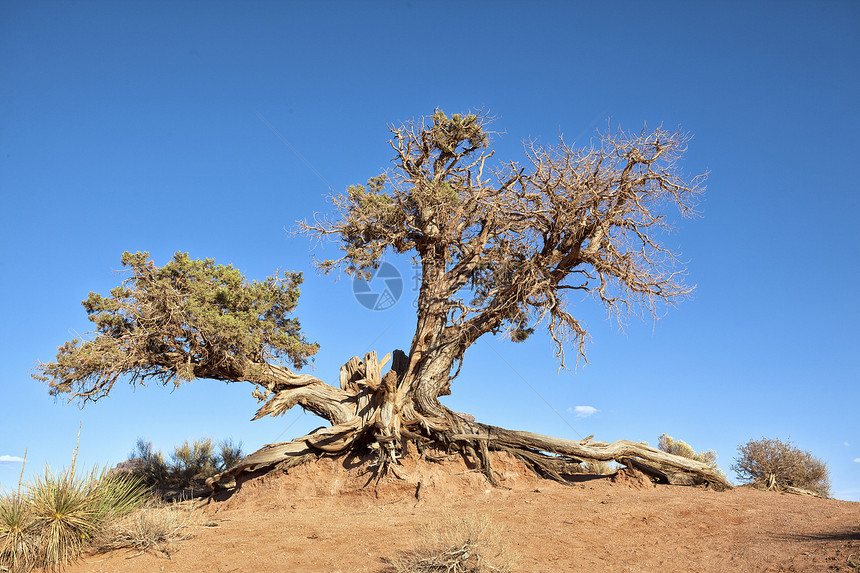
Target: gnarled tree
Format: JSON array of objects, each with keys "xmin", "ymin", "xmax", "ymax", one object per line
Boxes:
[{"xmin": 37, "ymin": 110, "xmax": 729, "ymax": 490}]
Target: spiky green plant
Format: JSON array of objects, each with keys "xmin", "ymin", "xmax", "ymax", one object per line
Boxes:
[
  {"xmin": 89, "ymin": 470, "xmax": 147, "ymax": 524},
  {"xmin": 28, "ymin": 465, "xmax": 96, "ymax": 568},
  {"xmin": 0, "ymin": 493, "xmax": 38, "ymax": 573},
  {"xmin": 27, "ymin": 464, "xmax": 147, "ymax": 569}
]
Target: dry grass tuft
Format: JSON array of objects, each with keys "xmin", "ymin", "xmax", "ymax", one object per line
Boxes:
[
  {"xmin": 94, "ymin": 499, "xmax": 203, "ymax": 559},
  {"xmin": 387, "ymin": 513, "xmax": 517, "ymax": 573},
  {"xmin": 581, "ymin": 460, "xmax": 614, "ymax": 475}
]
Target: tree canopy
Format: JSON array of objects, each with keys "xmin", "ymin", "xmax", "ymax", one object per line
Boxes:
[
  {"xmin": 305, "ymin": 110, "xmax": 704, "ymax": 370},
  {"xmin": 36, "ymin": 251, "xmax": 317, "ymax": 403}
]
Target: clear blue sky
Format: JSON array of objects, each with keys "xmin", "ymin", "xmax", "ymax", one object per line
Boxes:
[{"xmin": 2, "ymin": 1, "xmax": 858, "ymax": 500}]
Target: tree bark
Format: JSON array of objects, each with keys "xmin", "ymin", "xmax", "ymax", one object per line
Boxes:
[{"xmin": 206, "ymin": 349, "xmax": 732, "ymax": 492}]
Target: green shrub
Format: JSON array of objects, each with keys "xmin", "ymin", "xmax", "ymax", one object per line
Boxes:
[
  {"xmin": 218, "ymin": 438, "xmax": 244, "ymax": 471},
  {"xmin": 128, "ymin": 438, "xmax": 170, "ymax": 489},
  {"xmin": 129, "ymin": 437, "xmax": 244, "ymax": 491},
  {"xmin": 657, "ymin": 434, "xmax": 726, "ymax": 485},
  {"xmin": 732, "ymin": 437, "xmax": 830, "ymax": 497},
  {"xmin": 1, "ymin": 462, "xmax": 146, "ymax": 573},
  {"xmin": 170, "ymin": 438, "xmax": 217, "ymax": 489}
]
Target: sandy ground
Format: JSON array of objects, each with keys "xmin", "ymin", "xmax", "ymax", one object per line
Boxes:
[{"xmin": 68, "ymin": 452, "xmax": 860, "ymax": 572}]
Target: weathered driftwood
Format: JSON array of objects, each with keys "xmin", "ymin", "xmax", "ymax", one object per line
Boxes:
[
  {"xmin": 207, "ymin": 352, "xmax": 732, "ymax": 492},
  {"xmin": 617, "ymin": 457, "xmax": 671, "ymax": 485}
]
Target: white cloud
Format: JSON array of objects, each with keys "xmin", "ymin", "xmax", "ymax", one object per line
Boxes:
[
  {"xmin": 845, "ymin": 442, "xmax": 851, "ymax": 447},
  {"xmin": 0, "ymin": 455, "xmax": 25, "ymax": 464},
  {"xmin": 572, "ymin": 405, "xmax": 598, "ymax": 418},
  {"xmin": 853, "ymin": 458, "xmax": 860, "ymax": 464}
]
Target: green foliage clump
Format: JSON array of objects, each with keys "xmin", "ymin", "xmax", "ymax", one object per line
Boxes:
[
  {"xmin": 35, "ymin": 251, "xmax": 317, "ymax": 402},
  {"xmin": 657, "ymin": 434, "xmax": 726, "ymax": 485},
  {"xmin": 313, "ymin": 109, "xmax": 489, "ymax": 282},
  {"xmin": 732, "ymin": 437, "xmax": 830, "ymax": 497},
  {"xmin": 0, "ymin": 461, "xmax": 146, "ymax": 573},
  {"xmin": 129, "ymin": 437, "xmax": 244, "ymax": 491},
  {"xmin": 217, "ymin": 438, "xmax": 244, "ymax": 472},
  {"xmin": 428, "ymin": 110, "xmax": 489, "ymax": 153}
]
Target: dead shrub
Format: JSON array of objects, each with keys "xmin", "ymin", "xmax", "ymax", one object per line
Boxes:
[
  {"xmin": 732, "ymin": 437, "xmax": 830, "ymax": 497},
  {"xmin": 386, "ymin": 513, "xmax": 516, "ymax": 573},
  {"xmin": 94, "ymin": 499, "xmax": 202, "ymax": 559}
]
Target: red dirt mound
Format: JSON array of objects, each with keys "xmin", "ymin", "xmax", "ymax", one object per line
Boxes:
[
  {"xmin": 610, "ymin": 465, "xmax": 655, "ymax": 489},
  {"xmin": 211, "ymin": 449, "xmax": 543, "ymax": 512},
  {"xmin": 68, "ymin": 452, "xmax": 860, "ymax": 572}
]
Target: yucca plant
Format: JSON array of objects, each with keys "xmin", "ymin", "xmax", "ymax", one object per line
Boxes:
[
  {"xmin": 27, "ymin": 464, "xmax": 147, "ymax": 569},
  {"xmin": 89, "ymin": 470, "xmax": 148, "ymax": 524},
  {"xmin": 0, "ymin": 493, "xmax": 38, "ymax": 573},
  {"xmin": 28, "ymin": 465, "xmax": 100, "ymax": 568}
]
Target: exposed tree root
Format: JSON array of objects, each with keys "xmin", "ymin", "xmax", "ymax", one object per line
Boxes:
[{"xmin": 206, "ymin": 351, "xmax": 732, "ymax": 493}]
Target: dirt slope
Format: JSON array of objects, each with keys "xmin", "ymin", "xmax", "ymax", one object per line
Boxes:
[{"xmin": 68, "ymin": 452, "xmax": 860, "ymax": 572}]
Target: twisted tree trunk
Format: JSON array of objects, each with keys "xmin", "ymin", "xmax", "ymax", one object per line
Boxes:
[{"xmin": 206, "ymin": 350, "xmax": 731, "ymax": 492}]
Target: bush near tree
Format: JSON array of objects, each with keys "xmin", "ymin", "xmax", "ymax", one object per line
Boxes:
[
  {"xmin": 128, "ymin": 437, "xmax": 244, "ymax": 491},
  {"xmin": 657, "ymin": 434, "xmax": 726, "ymax": 485},
  {"xmin": 732, "ymin": 437, "xmax": 830, "ymax": 497}
]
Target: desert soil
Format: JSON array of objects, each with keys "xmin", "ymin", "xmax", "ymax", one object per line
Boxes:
[{"xmin": 68, "ymin": 452, "xmax": 859, "ymax": 572}]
